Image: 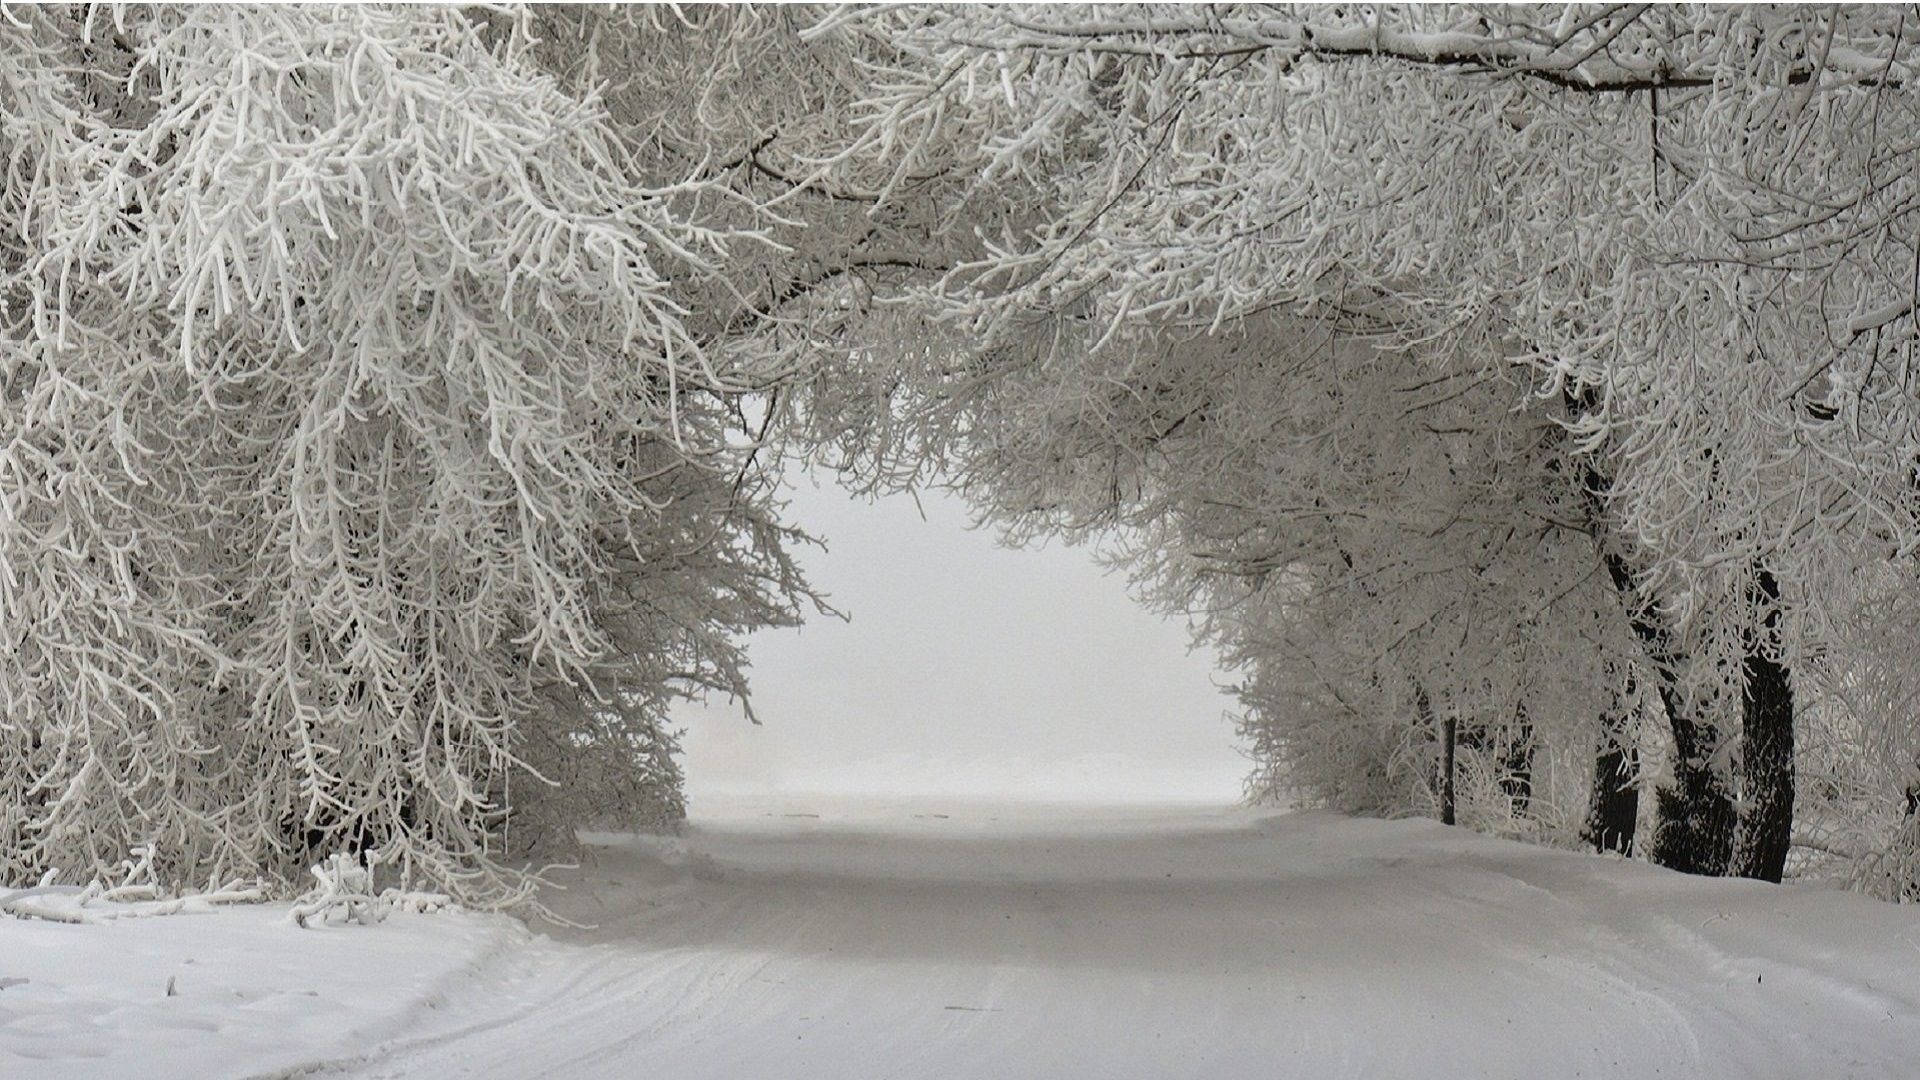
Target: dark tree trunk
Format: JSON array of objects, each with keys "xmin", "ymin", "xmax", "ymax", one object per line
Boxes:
[
  {"xmin": 1731, "ymin": 567, "xmax": 1794, "ymax": 883},
  {"xmin": 1587, "ymin": 742, "xmax": 1640, "ymax": 854},
  {"xmin": 1584, "ymin": 670, "xmax": 1639, "ymax": 855},
  {"xmin": 1649, "ymin": 707, "xmax": 1737, "ymax": 875},
  {"xmin": 1601, "ymin": 542, "xmax": 1733, "ymax": 874},
  {"xmin": 1499, "ymin": 703, "xmax": 1535, "ymax": 816},
  {"xmin": 1579, "ymin": 452, "xmax": 1733, "ymax": 876},
  {"xmin": 1417, "ymin": 686, "xmax": 1455, "ymax": 825}
]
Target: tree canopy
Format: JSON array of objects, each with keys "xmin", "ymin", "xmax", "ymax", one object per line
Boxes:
[{"xmin": 10, "ymin": 4, "xmax": 1920, "ymax": 903}]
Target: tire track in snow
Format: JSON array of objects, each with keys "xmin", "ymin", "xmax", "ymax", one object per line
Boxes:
[{"xmin": 324, "ymin": 804, "xmax": 1920, "ymax": 1080}]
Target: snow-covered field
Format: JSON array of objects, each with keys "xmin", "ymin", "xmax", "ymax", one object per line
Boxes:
[{"xmin": 8, "ymin": 797, "xmax": 1920, "ymax": 1079}]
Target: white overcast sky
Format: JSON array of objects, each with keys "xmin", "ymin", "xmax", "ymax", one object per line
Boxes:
[{"xmin": 677, "ymin": 473, "xmax": 1249, "ymax": 806}]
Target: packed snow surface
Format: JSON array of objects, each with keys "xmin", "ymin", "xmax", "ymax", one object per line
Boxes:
[{"xmin": 9, "ymin": 797, "xmax": 1920, "ymax": 1079}]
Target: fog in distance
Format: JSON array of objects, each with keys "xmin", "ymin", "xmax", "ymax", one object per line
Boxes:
[{"xmin": 678, "ymin": 475, "xmax": 1248, "ymax": 806}]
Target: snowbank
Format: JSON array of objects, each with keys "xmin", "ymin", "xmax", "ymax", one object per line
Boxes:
[{"xmin": 0, "ymin": 901, "xmax": 522, "ymax": 1080}]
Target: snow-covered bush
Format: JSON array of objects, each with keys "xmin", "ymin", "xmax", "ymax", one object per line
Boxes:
[
  {"xmin": 287, "ymin": 849, "xmax": 451, "ymax": 928},
  {"xmin": 1, "ymin": 843, "xmax": 265, "ymax": 923}
]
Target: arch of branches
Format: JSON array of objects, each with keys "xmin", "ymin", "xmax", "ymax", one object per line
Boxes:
[{"xmin": 6, "ymin": 6, "xmax": 1920, "ymax": 905}]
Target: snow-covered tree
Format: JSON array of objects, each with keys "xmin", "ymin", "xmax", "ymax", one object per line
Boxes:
[
  {"xmin": 0, "ymin": 6, "xmax": 813, "ymax": 903},
  {"xmin": 14, "ymin": 0, "xmax": 1920, "ymax": 905},
  {"xmin": 798, "ymin": 3, "xmax": 1920, "ymax": 883}
]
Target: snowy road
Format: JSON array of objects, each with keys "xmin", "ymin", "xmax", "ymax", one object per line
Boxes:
[{"xmin": 305, "ymin": 799, "xmax": 1920, "ymax": 1080}]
